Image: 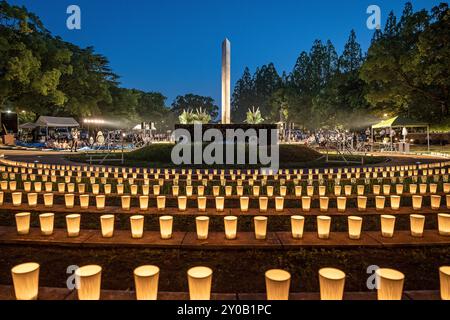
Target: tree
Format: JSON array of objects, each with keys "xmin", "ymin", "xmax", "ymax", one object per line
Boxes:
[
  {"xmin": 231, "ymin": 67, "xmax": 254, "ymax": 123},
  {"xmin": 171, "ymin": 94, "xmax": 218, "ymax": 120},
  {"xmin": 340, "ymin": 30, "xmax": 363, "ymax": 73}
]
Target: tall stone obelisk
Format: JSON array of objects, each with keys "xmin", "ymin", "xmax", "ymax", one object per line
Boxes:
[{"xmin": 221, "ymin": 38, "xmax": 231, "ymax": 124}]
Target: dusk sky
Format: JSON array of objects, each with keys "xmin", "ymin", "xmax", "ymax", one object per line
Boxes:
[{"xmin": 8, "ymin": 0, "xmax": 442, "ymax": 106}]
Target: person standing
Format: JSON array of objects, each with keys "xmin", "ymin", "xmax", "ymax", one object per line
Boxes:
[{"xmin": 71, "ymin": 128, "xmax": 79, "ymax": 152}]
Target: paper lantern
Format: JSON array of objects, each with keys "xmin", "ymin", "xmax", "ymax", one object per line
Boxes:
[
  {"xmin": 266, "ymin": 186, "xmax": 274, "ymax": 197},
  {"xmin": 197, "ymin": 196, "xmax": 207, "ymax": 212},
  {"xmin": 187, "ymin": 266, "xmax": 213, "ymax": 300},
  {"xmin": 444, "ymin": 183, "xmax": 450, "ymax": 193},
  {"xmin": 66, "ymin": 214, "xmax": 81, "ymax": 237},
  {"xmin": 78, "ymin": 183, "xmax": 86, "ymax": 194},
  {"xmin": 12, "ymin": 192, "xmax": 22, "ymax": 206},
  {"xmin": 79, "ymin": 194, "xmax": 90, "ymax": 209},
  {"xmin": 396, "ymin": 184, "xmax": 404, "ymax": 195},
  {"xmin": 159, "ymin": 216, "xmax": 173, "ymax": 239},
  {"xmin": 306, "ymin": 186, "xmax": 314, "ymax": 197},
  {"xmin": 224, "ymin": 216, "xmax": 238, "ymax": 240},
  {"xmin": 62, "ymin": 193, "xmax": 74, "ymax": 209},
  {"xmin": 431, "ymin": 195, "xmax": 441, "ymax": 210},
  {"xmin": 94, "ymin": 195, "xmax": 105, "ymax": 210},
  {"xmin": 409, "ymin": 184, "xmax": 417, "ymax": 194},
  {"xmin": 348, "ymin": 216, "xmax": 363, "ymax": 240},
  {"xmin": 440, "ymin": 266, "xmax": 450, "ymax": 300},
  {"xmin": 116, "ymin": 184, "xmax": 124, "ymax": 195},
  {"xmin": 337, "ymin": 197, "xmax": 347, "ymax": 213},
  {"xmin": 254, "ymin": 216, "xmax": 268, "ymax": 240},
  {"xmin": 275, "ymin": 197, "xmax": 284, "ymax": 212},
  {"xmin": 39, "ymin": 213, "xmax": 54, "ymax": 236},
  {"xmin": 196, "ymin": 216, "xmax": 209, "ymax": 240},
  {"xmin": 186, "ymin": 186, "xmax": 193, "ymax": 197},
  {"xmin": 9, "ymin": 180, "xmax": 17, "ymax": 191},
  {"xmin": 291, "ymin": 216, "xmax": 305, "ymax": 239},
  {"xmin": 410, "ymin": 214, "xmax": 425, "ymax": 238},
  {"xmin": 438, "ymin": 214, "xmax": 450, "ymax": 236},
  {"xmin": 375, "ymin": 196, "xmax": 386, "ymax": 211},
  {"xmin": 376, "ymin": 268, "xmax": 405, "ymax": 300},
  {"xmin": 318, "ymin": 186, "xmax": 326, "ymax": 197},
  {"xmin": 26, "ymin": 192, "xmax": 37, "ymax": 208},
  {"xmin": 319, "ymin": 268, "xmax": 346, "ymax": 300},
  {"xmin": 238, "ymin": 197, "xmax": 249, "ymax": 212},
  {"xmin": 43, "ymin": 193, "xmax": 54, "ymax": 208},
  {"xmin": 265, "ymin": 269, "xmax": 291, "ymax": 301},
  {"xmin": 302, "ymin": 196, "xmax": 311, "ymax": 212},
  {"xmin": 196, "ymin": 185, "xmax": 204, "ymax": 197},
  {"xmin": 382, "ymin": 185, "xmax": 391, "ymax": 195},
  {"xmin": 430, "ymin": 183, "xmax": 438, "ymax": 194},
  {"xmin": 0, "ymin": 180, "xmax": 7, "ymax": 190},
  {"xmin": 15, "ymin": 212, "xmax": 30, "ymax": 235},
  {"xmin": 390, "ymin": 195, "xmax": 401, "ymax": 211},
  {"xmin": 357, "ymin": 185, "xmax": 365, "ymax": 196},
  {"xmin": 373, "ymin": 185, "xmax": 381, "ymax": 195},
  {"xmin": 294, "ymin": 186, "xmax": 302, "ymax": 197},
  {"xmin": 381, "ymin": 215, "xmax": 396, "ymax": 238},
  {"xmin": 211, "ymin": 186, "xmax": 219, "ymax": 197},
  {"xmin": 334, "ymin": 186, "xmax": 342, "ymax": 196},
  {"xmin": 253, "ymin": 186, "xmax": 260, "ymax": 197},
  {"xmin": 235, "ymin": 185, "xmax": 243, "ymax": 197},
  {"xmin": 215, "ymin": 197, "xmax": 225, "ymax": 212},
  {"xmin": 139, "ymin": 196, "xmax": 149, "ymax": 211},
  {"xmin": 23, "ymin": 181, "xmax": 31, "ymax": 192},
  {"xmin": 178, "ymin": 196, "xmax": 187, "ymax": 211},
  {"xmin": 259, "ymin": 197, "xmax": 268, "ymax": 213},
  {"xmin": 119, "ymin": 195, "xmax": 131, "ymax": 211},
  {"xmin": 317, "ymin": 216, "xmax": 331, "ymax": 239},
  {"xmin": 130, "ymin": 215, "xmax": 144, "ymax": 239},
  {"xmin": 412, "ymin": 195, "xmax": 422, "ymax": 211},
  {"xmin": 319, "ymin": 197, "xmax": 329, "ymax": 212},
  {"xmin": 419, "ymin": 184, "xmax": 428, "ymax": 195},
  {"xmin": 44, "ymin": 182, "xmax": 53, "ymax": 192},
  {"xmin": 130, "ymin": 184, "xmax": 138, "ymax": 196},
  {"xmin": 11, "ymin": 262, "xmax": 40, "ymax": 300},
  {"xmin": 134, "ymin": 265, "xmax": 160, "ymax": 300},
  {"xmin": 75, "ymin": 265, "xmax": 102, "ymax": 300},
  {"xmin": 100, "ymin": 215, "xmax": 115, "ymax": 238}
]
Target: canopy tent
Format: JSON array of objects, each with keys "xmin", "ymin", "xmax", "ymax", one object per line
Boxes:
[
  {"xmin": 35, "ymin": 116, "xmax": 79, "ymax": 128},
  {"xmin": 371, "ymin": 116, "xmax": 429, "ymax": 152},
  {"xmin": 19, "ymin": 122, "xmax": 38, "ymax": 130}
]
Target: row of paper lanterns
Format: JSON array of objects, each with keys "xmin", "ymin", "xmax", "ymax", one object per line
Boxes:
[
  {"xmin": 14, "ymin": 212, "xmax": 450, "ymax": 240},
  {"xmin": 5, "ymin": 191, "xmax": 450, "ymax": 213},
  {"xmin": 9, "ymin": 262, "xmax": 450, "ymax": 300}
]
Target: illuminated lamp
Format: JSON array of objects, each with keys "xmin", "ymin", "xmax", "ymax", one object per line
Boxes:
[
  {"xmin": 157, "ymin": 196, "xmax": 166, "ymax": 211},
  {"xmin": 431, "ymin": 195, "xmax": 441, "ymax": 210},
  {"xmin": 66, "ymin": 214, "xmax": 81, "ymax": 237},
  {"xmin": 196, "ymin": 216, "xmax": 210, "ymax": 240},
  {"xmin": 375, "ymin": 196, "xmax": 386, "ymax": 211},
  {"xmin": 438, "ymin": 214, "xmax": 450, "ymax": 236},
  {"xmin": 134, "ymin": 265, "xmax": 160, "ymax": 300},
  {"xmin": 159, "ymin": 216, "xmax": 173, "ymax": 239},
  {"xmin": 100, "ymin": 215, "xmax": 115, "ymax": 238},
  {"xmin": 254, "ymin": 216, "xmax": 268, "ymax": 240},
  {"xmin": 337, "ymin": 197, "xmax": 347, "ymax": 213},
  {"xmin": 319, "ymin": 268, "xmax": 346, "ymax": 300},
  {"xmin": 65, "ymin": 193, "xmax": 75, "ymax": 209},
  {"xmin": 412, "ymin": 195, "xmax": 423, "ymax": 211},
  {"xmin": 376, "ymin": 268, "xmax": 404, "ymax": 300},
  {"xmin": 11, "ymin": 263, "xmax": 40, "ymax": 300},
  {"xmin": 317, "ymin": 216, "xmax": 331, "ymax": 239},
  {"xmin": 224, "ymin": 216, "xmax": 238, "ymax": 240},
  {"xmin": 319, "ymin": 197, "xmax": 329, "ymax": 212},
  {"xmin": 439, "ymin": 266, "xmax": 450, "ymax": 300},
  {"xmin": 79, "ymin": 194, "xmax": 90, "ymax": 209},
  {"xmin": 291, "ymin": 215, "xmax": 305, "ymax": 239},
  {"xmin": 39, "ymin": 213, "xmax": 54, "ymax": 235},
  {"xmin": 75, "ymin": 265, "xmax": 102, "ymax": 300},
  {"xmin": 302, "ymin": 196, "xmax": 311, "ymax": 212},
  {"xmin": 215, "ymin": 197, "xmax": 225, "ymax": 212},
  {"xmin": 15, "ymin": 212, "xmax": 30, "ymax": 235},
  {"xmin": 265, "ymin": 269, "xmax": 291, "ymax": 301},
  {"xmin": 130, "ymin": 215, "xmax": 144, "ymax": 239},
  {"xmin": 410, "ymin": 214, "xmax": 425, "ymax": 238},
  {"xmin": 390, "ymin": 195, "xmax": 401, "ymax": 211},
  {"xmin": 187, "ymin": 266, "xmax": 213, "ymax": 301},
  {"xmin": 381, "ymin": 215, "xmax": 396, "ymax": 238}
]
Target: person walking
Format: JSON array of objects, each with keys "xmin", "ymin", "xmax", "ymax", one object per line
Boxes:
[{"xmin": 71, "ymin": 128, "xmax": 79, "ymax": 152}]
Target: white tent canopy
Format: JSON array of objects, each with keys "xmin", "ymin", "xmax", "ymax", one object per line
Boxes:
[{"xmin": 35, "ymin": 116, "xmax": 79, "ymax": 128}]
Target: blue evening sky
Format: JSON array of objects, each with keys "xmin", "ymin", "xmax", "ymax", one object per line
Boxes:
[{"xmin": 8, "ymin": 0, "xmax": 442, "ymax": 106}]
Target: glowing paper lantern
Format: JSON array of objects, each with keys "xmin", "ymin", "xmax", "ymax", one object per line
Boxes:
[
  {"xmin": 275, "ymin": 197, "xmax": 284, "ymax": 212},
  {"xmin": 134, "ymin": 265, "xmax": 160, "ymax": 300},
  {"xmin": 396, "ymin": 184, "xmax": 404, "ymax": 195},
  {"xmin": 197, "ymin": 196, "xmax": 207, "ymax": 212},
  {"xmin": 120, "ymin": 195, "xmax": 131, "ymax": 211},
  {"xmin": 291, "ymin": 215, "xmax": 305, "ymax": 239},
  {"xmin": 373, "ymin": 185, "xmax": 381, "ymax": 195},
  {"xmin": 15, "ymin": 212, "xmax": 31, "ymax": 235},
  {"xmin": 438, "ymin": 214, "xmax": 450, "ymax": 236},
  {"xmin": 254, "ymin": 216, "xmax": 268, "ymax": 240},
  {"xmin": 376, "ymin": 268, "xmax": 405, "ymax": 300},
  {"xmin": 239, "ymin": 197, "xmax": 249, "ymax": 212},
  {"xmin": 253, "ymin": 186, "xmax": 260, "ymax": 197},
  {"xmin": 259, "ymin": 197, "xmax": 268, "ymax": 213},
  {"xmin": 100, "ymin": 215, "xmax": 115, "ymax": 238},
  {"xmin": 431, "ymin": 195, "xmax": 441, "ymax": 210},
  {"xmin": 410, "ymin": 214, "xmax": 425, "ymax": 238},
  {"xmin": 319, "ymin": 197, "xmax": 329, "ymax": 212},
  {"xmin": 66, "ymin": 214, "xmax": 81, "ymax": 237},
  {"xmin": 337, "ymin": 197, "xmax": 347, "ymax": 213},
  {"xmin": 130, "ymin": 215, "xmax": 144, "ymax": 239},
  {"xmin": 45, "ymin": 182, "xmax": 53, "ymax": 192},
  {"xmin": 196, "ymin": 216, "xmax": 209, "ymax": 240},
  {"xmin": 159, "ymin": 216, "xmax": 173, "ymax": 239},
  {"xmin": 79, "ymin": 194, "xmax": 90, "ymax": 209},
  {"xmin": 27, "ymin": 192, "xmax": 38, "ymax": 208},
  {"xmin": 430, "ymin": 183, "xmax": 438, "ymax": 194},
  {"xmin": 317, "ymin": 216, "xmax": 331, "ymax": 239},
  {"xmin": 306, "ymin": 186, "xmax": 314, "ymax": 197},
  {"xmin": 215, "ymin": 197, "xmax": 225, "ymax": 212},
  {"xmin": 334, "ymin": 186, "xmax": 342, "ymax": 196},
  {"xmin": 390, "ymin": 195, "xmax": 401, "ymax": 211},
  {"xmin": 348, "ymin": 216, "xmax": 363, "ymax": 240},
  {"xmin": 381, "ymin": 215, "xmax": 396, "ymax": 238},
  {"xmin": 224, "ymin": 216, "xmax": 238, "ymax": 240},
  {"xmin": 440, "ymin": 266, "xmax": 450, "ymax": 300},
  {"xmin": 409, "ymin": 184, "xmax": 418, "ymax": 194},
  {"xmin": 130, "ymin": 184, "xmax": 138, "ymax": 196},
  {"xmin": 419, "ymin": 184, "xmax": 428, "ymax": 195},
  {"xmin": 212, "ymin": 186, "xmax": 220, "ymax": 197},
  {"xmin": 375, "ymin": 196, "xmax": 386, "ymax": 211},
  {"xmin": 75, "ymin": 265, "xmax": 102, "ymax": 300},
  {"xmin": 295, "ymin": 186, "xmax": 302, "ymax": 197},
  {"xmin": 11, "ymin": 262, "xmax": 40, "ymax": 300},
  {"xmin": 266, "ymin": 186, "xmax": 274, "ymax": 197},
  {"xmin": 139, "ymin": 196, "xmax": 149, "ymax": 211},
  {"xmin": 116, "ymin": 184, "xmax": 124, "ymax": 195},
  {"xmin": 186, "ymin": 186, "xmax": 193, "ymax": 197},
  {"xmin": 412, "ymin": 195, "xmax": 423, "ymax": 211},
  {"xmin": 78, "ymin": 183, "xmax": 86, "ymax": 194},
  {"xmin": 357, "ymin": 185, "xmax": 365, "ymax": 196},
  {"xmin": 319, "ymin": 268, "xmax": 346, "ymax": 300},
  {"xmin": 383, "ymin": 185, "xmax": 391, "ymax": 195},
  {"xmin": 23, "ymin": 181, "xmax": 31, "ymax": 192},
  {"xmin": 12, "ymin": 192, "xmax": 22, "ymax": 207},
  {"xmin": 187, "ymin": 266, "xmax": 213, "ymax": 300},
  {"xmin": 265, "ymin": 269, "xmax": 291, "ymax": 300},
  {"xmin": 302, "ymin": 196, "xmax": 311, "ymax": 212},
  {"xmin": 39, "ymin": 213, "xmax": 54, "ymax": 236},
  {"xmin": 178, "ymin": 196, "xmax": 187, "ymax": 211}
]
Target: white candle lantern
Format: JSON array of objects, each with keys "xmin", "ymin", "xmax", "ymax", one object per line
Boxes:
[
  {"xmin": 75, "ymin": 265, "xmax": 102, "ymax": 300},
  {"xmin": 348, "ymin": 216, "xmax": 363, "ymax": 240},
  {"xmin": 215, "ymin": 197, "xmax": 225, "ymax": 212},
  {"xmin": 390, "ymin": 195, "xmax": 401, "ymax": 211},
  {"xmin": 39, "ymin": 213, "xmax": 54, "ymax": 235},
  {"xmin": 302, "ymin": 196, "xmax": 311, "ymax": 212},
  {"xmin": 187, "ymin": 266, "xmax": 213, "ymax": 301},
  {"xmin": 66, "ymin": 214, "xmax": 81, "ymax": 237},
  {"xmin": 11, "ymin": 263, "xmax": 40, "ymax": 300},
  {"xmin": 130, "ymin": 215, "xmax": 144, "ymax": 239},
  {"xmin": 275, "ymin": 197, "xmax": 284, "ymax": 212},
  {"xmin": 15, "ymin": 212, "xmax": 31, "ymax": 235},
  {"xmin": 438, "ymin": 214, "xmax": 450, "ymax": 236},
  {"xmin": 431, "ymin": 195, "xmax": 441, "ymax": 210},
  {"xmin": 121, "ymin": 195, "xmax": 131, "ymax": 211},
  {"xmin": 259, "ymin": 197, "xmax": 268, "ymax": 213},
  {"xmin": 265, "ymin": 269, "xmax": 291, "ymax": 301},
  {"xmin": 376, "ymin": 268, "xmax": 404, "ymax": 300},
  {"xmin": 439, "ymin": 266, "xmax": 450, "ymax": 300},
  {"xmin": 381, "ymin": 215, "xmax": 396, "ymax": 238},
  {"xmin": 134, "ymin": 265, "xmax": 160, "ymax": 300},
  {"xmin": 197, "ymin": 196, "xmax": 207, "ymax": 212},
  {"xmin": 224, "ymin": 216, "xmax": 238, "ymax": 240},
  {"xmin": 139, "ymin": 196, "xmax": 149, "ymax": 211},
  {"xmin": 320, "ymin": 197, "xmax": 329, "ymax": 212},
  {"xmin": 80, "ymin": 194, "xmax": 90, "ymax": 209},
  {"xmin": 319, "ymin": 268, "xmax": 346, "ymax": 300},
  {"xmin": 100, "ymin": 215, "xmax": 115, "ymax": 238},
  {"xmin": 317, "ymin": 216, "xmax": 331, "ymax": 239},
  {"xmin": 178, "ymin": 196, "xmax": 187, "ymax": 211},
  {"xmin": 337, "ymin": 197, "xmax": 347, "ymax": 212},
  {"xmin": 291, "ymin": 216, "xmax": 305, "ymax": 239},
  {"xmin": 12, "ymin": 192, "xmax": 22, "ymax": 206},
  {"xmin": 375, "ymin": 196, "xmax": 386, "ymax": 211},
  {"xmin": 254, "ymin": 216, "xmax": 268, "ymax": 240},
  {"xmin": 410, "ymin": 214, "xmax": 425, "ymax": 238},
  {"xmin": 196, "ymin": 216, "xmax": 210, "ymax": 240},
  {"xmin": 412, "ymin": 195, "xmax": 422, "ymax": 211},
  {"xmin": 159, "ymin": 216, "xmax": 173, "ymax": 239}
]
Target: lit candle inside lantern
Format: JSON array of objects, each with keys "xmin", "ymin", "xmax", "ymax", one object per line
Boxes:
[
  {"xmin": 78, "ymin": 183, "xmax": 86, "ymax": 194},
  {"xmin": 23, "ymin": 181, "xmax": 31, "ymax": 192},
  {"xmin": 134, "ymin": 265, "xmax": 160, "ymax": 300},
  {"xmin": 96, "ymin": 195, "xmax": 106, "ymax": 210},
  {"xmin": 197, "ymin": 196, "xmax": 207, "ymax": 212},
  {"xmin": 0, "ymin": 180, "xmax": 7, "ymax": 190},
  {"xmin": 431, "ymin": 195, "xmax": 441, "ymax": 210},
  {"xmin": 9, "ymin": 180, "xmax": 17, "ymax": 191},
  {"xmin": 382, "ymin": 185, "xmax": 390, "ymax": 195},
  {"xmin": 239, "ymin": 197, "xmax": 249, "ymax": 212},
  {"xmin": 223, "ymin": 185, "xmax": 231, "ymax": 197},
  {"xmin": 121, "ymin": 195, "xmax": 131, "ymax": 211},
  {"xmin": 153, "ymin": 185, "xmax": 160, "ymax": 196},
  {"xmin": 390, "ymin": 195, "xmax": 401, "ymax": 211},
  {"xmin": 187, "ymin": 266, "xmax": 213, "ymax": 300},
  {"xmin": 334, "ymin": 185, "xmax": 342, "ymax": 196},
  {"xmin": 347, "ymin": 216, "xmax": 363, "ymax": 240},
  {"xmin": 100, "ymin": 215, "xmax": 115, "ymax": 238},
  {"xmin": 381, "ymin": 215, "xmax": 396, "ymax": 238},
  {"xmin": 438, "ymin": 214, "xmax": 450, "ymax": 236},
  {"xmin": 430, "ymin": 183, "xmax": 437, "ymax": 194},
  {"xmin": 291, "ymin": 215, "xmax": 305, "ymax": 239},
  {"xmin": 66, "ymin": 214, "xmax": 81, "ymax": 237},
  {"xmin": 154, "ymin": 195, "xmax": 165, "ymax": 211},
  {"xmin": 375, "ymin": 196, "xmax": 386, "ymax": 211},
  {"xmin": 175, "ymin": 196, "xmax": 186, "ymax": 211},
  {"xmin": 139, "ymin": 196, "xmax": 149, "ymax": 211},
  {"xmin": 62, "ymin": 193, "xmax": 74, "ymax": 209},
  {"xmin": 254, "ymin": 216, "xmax": 268, "ymax": 240},
  {"xmin": 141, "ymin": 184, "xmax": 149, "ymax": 196},
  {"xmin": 159, "ymin": 216, "xmax": 173, "ymax": 239},
  {"xmin": 419, "ymin": 184, "xmax": 427, "ymax": 194},
  {"xmin": 196, "ymin": 216, "xmax": 209, "ymax": 240},
  {"xmin": 412, "ymin": 195, "xmax": 422, "ymax": 211},
  {"xmin": 444, "ymin": 183, "xmax": 450, "ymax": 193},
  {"xmin": 253, "ymin": 186, "xmax": 260, "ymax": 197},
  {"xmin": 318, "ymin": 186, "xmax": 326, "ymax": 197},
  {"xmin": 236, "ymin": 185, "xmax": 243, "ymax": 197},
  {"xmin": 12, "ymin": 192, "xmax": 22, "ymax": 207},
  {"xmin": 11, "ymin": 262, "xmax": 40, "ymax": 300},
  {"xmin": 280, "ymin": 186, "xmax": 287, "ymax": 197},
  {"xmin": 337, "ymin": 197, "xmax": 347, "ymax": 212},
  {"xmin": 373, "ymin": 185, "xmax": 381, "ymax": 195},
  {"xmin": 343, "ymin": 185, "xmax": 352, "ymax": 196},
  {"xmin": 265, "ymin": 269, "xmax": 291, "ymax": 301},
  {"xmin": 409, "ymin": 184, "xmax": 417, "ymax": 194},
  {"xmin": 130, "ymin": 215, "xmax": 144, "ymax": 239},
  {"xmin": 396, "ymin": 184, "xmax": 404, "ymax": 195},
  {"xmin": 320, "ymin": 197, "xmax": 329, "ymax": 212},
  {"xmin": 39, "ymin": 213, "xmax": 54, "ymax": 236},
  {"xmin": 266, "ymin": 186, "xmax": 274, "ymax": 197},
  {"xmin": 45, "ymin": 182, "xmax": 53, "ymax": 192},
  {"xmin": 26, "ymin": 192, "xmax": 37, "ymax": 208},
  {"xmin": 212, "ymin": 186, "xmax": 220, "ymax": 197},
  {"xmin": 317, "ymin": 216, "xmax": 331, "ymax": 239},
  {"xmin": 75, "ymin": 265, "xmax": 102, "ymax": 300},
  {"xmin": 275, "ymin": 197, "xmax": 284, "ymax": 212},
  {"xmin": 319, "ymin": 268, "xmax": 346, "ymax": 300},
  {"xmin": 301, "ymin": 196, "xmax": 311, "ymax": 212},
  {"xmin": 295, "ymin": 186, "xmax": 302, "ymax": 197},
  {"xmin": 215, "ymin": 197, "xmax": 225, "ymax": 212},
  {"xmin": 410, "ymin": 214, "xmax": 425, "ymax": 238},
  {"xmin": 376, "ymin": 268, "xmax": 405, "ymax": 300},
  {"xmin": 79, "ymin": 194, "xmax": 89, "ymax": 209},
  {"xmin": 185, "ymin": 185, "xmax": 193, "ymax": 197},
  {"xmin": 357, "ymin": 185, "xmax": 365, "ymax": 196},
  {"xmin": 43, "ymin": 193, "xmax": 54, "ymax": 208},
  {"xmin": 306, "ymin": 186, "xmax": 314, "ymax": 197},
  {"xmin": 259, "ymin": 197, "xmax": 268, "ymax": 213},
  {"xmin": 15, "ymin": 212, "xmax": 31, "ymax": 235},
  {"xmin": 440, "ymin": 266, "xmax": 450, "ymax": 300},
  {"xmin": 130, "ymin": 184, "xmax": 138, "ymax": 196},
  {"xmin": 224, "ymin": 216, "xmax": 238, "ymax": 240}
]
